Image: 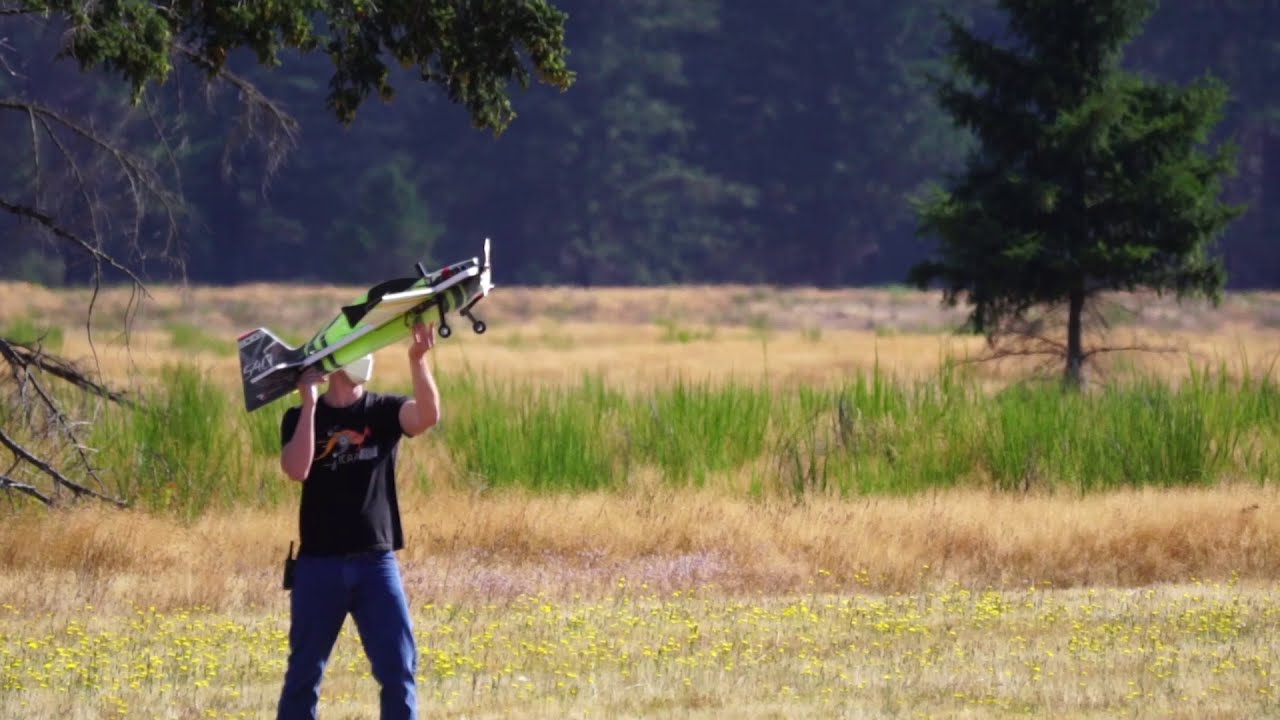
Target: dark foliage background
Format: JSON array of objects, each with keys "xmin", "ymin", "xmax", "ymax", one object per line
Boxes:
[{"xmin": 2, "ymin": 1, "xmax": 1275, "ymax": 289}]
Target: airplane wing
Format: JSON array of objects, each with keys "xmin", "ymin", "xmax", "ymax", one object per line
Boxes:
[
  {"xmin": 339, "ymin": 276, "xmax": 420, "ymax": 327},
  {"xmin": 349, "ymin": 287, "xmax": 437, "ymax": 330},
  {"xmin": 356, "ymin": 266, "xmax": 482, "ymax": 329}
]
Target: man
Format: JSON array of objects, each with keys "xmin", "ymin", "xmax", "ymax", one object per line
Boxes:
[{"xmin": 276, "ymin": 319, "xmax": 440, "ymax": 720}]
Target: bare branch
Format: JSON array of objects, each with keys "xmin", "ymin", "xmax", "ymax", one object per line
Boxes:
[
  {"xmin": 954, "ymin": 347, "xmax": 1063, "ymax": 365},
  {"xmin": 0, "ymin": 98, "xmax": 184, "ymax": 306},
  {"xmin": 0, "ymin": 339, "xmax": 120, "ymax": 494},
  {"xmin": 0, "ymin": 426, "xmax": 126, "ymax": 507},
  {"xmin": 1, "ymin": 97, "xmax": 185, "ymax": 238},
  {"xmin": 0, "ymin": 41, "xmax": 16, "ymax": 79},
  {"xmin": 958, "ymin": 293, "xmax": 1197, "ymax": 384},
  {"xmin": 0, "ymin": 194, "xmax": 153, "ymax": 290},
  {"xmin": 0, "ymin": 339, "xmax": 132, "ymax": 405},
  {"xmin": 24, "ymin": 104, "xmax": 41, "ymax": 196},
  {"xmin": 1082, "ymin": 344, "xmax": 1183, "ymax": 360},
  {"xmin": 0, "ymin": 98, "xmax": 147, "ymax": 167},
  {"xmin": 141, "ymin": 91, "xmax": 184, "ymax": 191},
  {"xmin": 0, "ymin": 34, "xmax": 302, "ymax": 511},
  {"xmin": 173, "ymin": 43, "xmax": 300, "ymax": 189},
  {"xmin": 32, "ymin": 110, "xmax": 104, "ymax": 242},
  {"xmin": 0, "ymin": 474, "xmax": 50, "ymax": 506}
]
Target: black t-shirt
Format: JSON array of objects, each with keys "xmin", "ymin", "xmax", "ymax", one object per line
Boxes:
[{"xmin": 280, "ymin": 392, "xmax": 409, "ymax": 556}]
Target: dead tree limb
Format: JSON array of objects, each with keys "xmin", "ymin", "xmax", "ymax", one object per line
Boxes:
[
  {"xmin": 0, "ymin": 25, "xmax": 303, "ymax": 509},
  {"xmin": 174, "ymin": 42, "xmax": 301, "ymax": 189},
  {"xmin": 0, "ymin": 195, "xmax": 153, "ymax": 289},
  {"xmin": 0, "ymin": 474, "xmax": 50, "ymax": 506},
  {"xmin": 0, "ymin": 426, "xmax": 126, "ymax": 507},
  {"xmin": 0, "ymin": 338, "xmax": 133, "ymax": 407},
  {"xmin": 0, "ymin": 337, "xmax": 128, "ymax": 497}
]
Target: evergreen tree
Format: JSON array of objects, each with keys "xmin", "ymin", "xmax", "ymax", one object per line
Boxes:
[{"xmin": 910, "ymin": 0, "xmax": 1244, "ymax": 386}]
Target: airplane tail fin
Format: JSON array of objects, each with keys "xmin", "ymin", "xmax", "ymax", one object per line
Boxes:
[{"xmin": 237, "ymin": 328, "xmax": 301, "ymax": 412}]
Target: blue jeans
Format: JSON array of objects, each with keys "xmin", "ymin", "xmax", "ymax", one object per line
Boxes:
[{"xmin": 277, "ymin": 551, "xmax": 417, "ymax": 720}]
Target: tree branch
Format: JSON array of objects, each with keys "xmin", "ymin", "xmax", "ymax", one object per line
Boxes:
[
  {"xmin": 0, "ymin": 339, "xmax": 132, "ymax": 405},
  {"xmin": 0, "ymin": 39, "xmax": 299, "ymax": 510},
  {"xmin": 0, "ymin": 97, "xmax": 185, "ymax": 249},
  {"xmin": 0, "ymin": 338, "xmax": 125, "ymax": 495},
  {"xmin": 0, "ymin": 194, "xmax": 152, "ymax": 290},
  {"xmin": 0, "ymin": 44, "xmax": 15, "ymax": 79},
  {"xmin": 0, "ymin": 30, "xmax": 305, "ymax": 511},
  {"xmin": 957, "ymin": 294, "xmax": 1196, "ymax": 383},
  {"xmin": 173, "ymin": 43, "xmax": 300, "ymax": 188},
  {"xmin": 955, "ymin": 347, "xmax": 1063, "ymax": 364},
  {"xmin": 0, "ymin": 474, "xmax": 50, "ymax": 506},
  {"xmin": 0, "ymin": 426, "xmax": 126, "ymax": 507},
  {"xmin": 1082, "ymin": 343, "xmax": 1182, "ymax": 360}
]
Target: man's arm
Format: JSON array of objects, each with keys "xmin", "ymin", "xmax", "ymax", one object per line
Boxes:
[
  {"xmin": 399, "ymin": 320, "xmax": 441, "ymax": 437},
  {"xmin": 281, "ymin": 368, "xmax": 323, "ymax": 481}
]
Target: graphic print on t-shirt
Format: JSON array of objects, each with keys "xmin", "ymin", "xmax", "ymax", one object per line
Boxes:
[{"xmin": 315, "ymin": 425, "xmax": 377, "ymax": 470}]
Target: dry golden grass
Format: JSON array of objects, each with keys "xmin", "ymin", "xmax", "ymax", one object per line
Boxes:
[
  {"xmin": 3, "ymin": 481, "xmax": 1279, "ymax": 617},
  {"xmin": 5, "ymin": 282, "xmax": 1280, "ymax": 718},
  {"xmin": 7, "ymin": 281, "xmax": 1280, "ymax": 392},
  {"xmin": 3, "ymin": 486, "xmax": 1280, "ymax": 719}
]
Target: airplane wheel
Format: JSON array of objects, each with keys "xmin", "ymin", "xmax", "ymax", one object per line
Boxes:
[
  {"xmin": 439, "ymin": 323, "xmax": 453, "ymax": 339},
  {"xmin": 472, "ymin": 320, "xmax": 487, "ymax": 335}
]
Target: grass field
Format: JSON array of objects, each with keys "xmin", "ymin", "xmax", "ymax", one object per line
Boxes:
[{"xmin": 2, "ymin": 282, "xmax": 1279, "ymax": 718}]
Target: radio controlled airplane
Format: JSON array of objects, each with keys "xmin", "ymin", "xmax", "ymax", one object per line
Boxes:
[{"xmin": 237, "ymin": 239, "xmax": 494, "ymax": 412}]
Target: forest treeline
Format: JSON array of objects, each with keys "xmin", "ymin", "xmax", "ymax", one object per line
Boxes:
[{"xmin": 1, "ymin": 1, "xmax": 1276, "ymax": 289}]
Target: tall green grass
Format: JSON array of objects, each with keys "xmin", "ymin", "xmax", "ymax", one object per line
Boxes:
[
  {"xmin": 1, "ymin": 317, "xmax": 64, "ymax": 352},
  {"xmin": 441, "ymin": 375, "xmax": 623, "ymax": 491},
  {"xmin": 626, "ymin": 379, "xmax": 772, "ymax": 485},
  {"xmin": 90, "ymin": 365, "xmax": 291, "ymax": 518},
  {"xmin": 62, "ymin": 361, "xmax": 1280, "ymax": 517}
]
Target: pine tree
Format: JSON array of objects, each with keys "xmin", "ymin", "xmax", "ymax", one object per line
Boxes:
[{"xmin": 909, "ymin": 0, "xmax": 1244, "ymax": 386}]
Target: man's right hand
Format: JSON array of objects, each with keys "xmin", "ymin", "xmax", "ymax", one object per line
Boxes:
[
  {"xmin": 296, "ymin": 367, "xmax": 326, "ymax": 406},
  {"xmin": 283, "ymin": 368, "xmax": 325, "ymax": 482}
]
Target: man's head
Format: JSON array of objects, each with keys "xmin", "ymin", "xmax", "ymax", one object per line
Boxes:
[{"xmin": 339, "ymin": 354, "xmax": 375, "ymax": 385}]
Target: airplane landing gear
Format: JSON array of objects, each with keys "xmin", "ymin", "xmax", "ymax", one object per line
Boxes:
[
  {"xmin": 434, "ymin": 318, "xmax": 481, "ymax": 338},
  {"xmin": 462, "ymin": 307, "xmax": 486, "ymax": 334}
]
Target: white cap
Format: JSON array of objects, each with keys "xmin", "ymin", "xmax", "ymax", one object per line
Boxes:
[{"xmin": 340, "ymin": 354, "xmax": 374, "ymax": 384}]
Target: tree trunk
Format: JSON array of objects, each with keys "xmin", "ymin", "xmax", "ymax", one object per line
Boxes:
[
  {"xmin": 1265, "ymin": 123, "xmax": 1279, "ymax": 287},
  {"xmin": 1064, "ymin": 289, "xmax": 1086, "ymax": 390}
]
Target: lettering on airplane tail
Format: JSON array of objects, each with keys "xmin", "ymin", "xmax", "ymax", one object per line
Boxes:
[{"xmin": 242, "ymin": 351, "xmax": 277, "ymax": 380}]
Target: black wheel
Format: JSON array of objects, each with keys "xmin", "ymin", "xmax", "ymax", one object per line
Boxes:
[
  {"xmin": 472, "ymin": 320, "xmax": 487, "ymax": 335},
  {"xmin": 439, "ymin": 323, "xmax": 453, "ymax": 338}
]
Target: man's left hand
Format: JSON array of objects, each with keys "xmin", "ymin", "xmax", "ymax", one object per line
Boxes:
[{"xmin": 409, "ymin": 320, "xmax": 435, "ymax": 361}]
